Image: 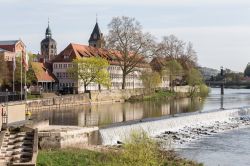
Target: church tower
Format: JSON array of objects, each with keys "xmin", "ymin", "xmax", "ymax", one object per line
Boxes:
[
  {"xmin": 88, "ymin": 20, "xmax": 105, "ymax": 48},
  {"xmin": 41, "ymin": 20, "xmax": 57, "ymax": 62}
]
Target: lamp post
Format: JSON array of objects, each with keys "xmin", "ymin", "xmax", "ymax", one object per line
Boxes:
[{"xmin": 220, "ymin": 66, "xmax": 224, "ymax": 95}]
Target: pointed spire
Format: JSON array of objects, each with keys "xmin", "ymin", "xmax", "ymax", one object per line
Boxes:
[
  {"xmin": 96, "ymin": 13, "xmax": 98, "ymax": 23},
  {"xmin": 46, "ymin": 18, "xmax": 52, "ymax": 38}
]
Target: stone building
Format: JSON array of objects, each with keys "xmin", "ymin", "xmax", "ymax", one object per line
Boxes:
[
  {"xmin": 88, "ymin": 22, "xmax": 105, "ymax": 48},
  {"xmin": 40, "ymin": 22, "xmax": 57, "ymax": 62}
]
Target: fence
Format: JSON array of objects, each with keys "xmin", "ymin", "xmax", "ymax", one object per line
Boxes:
[{"xmin": 0, "ymin": 92, "xmax": 24, "ymax": 103}]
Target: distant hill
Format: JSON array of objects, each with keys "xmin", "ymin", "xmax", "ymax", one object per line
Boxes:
[{"xmin": 198, "ymin": 67, "xmax": 220, "ymax": 80}]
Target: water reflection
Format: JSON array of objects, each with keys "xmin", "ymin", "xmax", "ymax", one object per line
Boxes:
[
  {"xmin": 32, "ymin": 88, "xmax": 250, "ymax": 127},
  {"xmin": 32, "ymin": 97, "xmax": 204, "ymax": 127}
]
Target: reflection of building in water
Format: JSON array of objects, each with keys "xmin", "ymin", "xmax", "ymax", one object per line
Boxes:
[
  {"xmin": 161, "ymin": 103, "xmax": 171, "ymax": 115},
  {"xmin": 78, "ymin": 103, "xmax": 145, "ymax": 126}
]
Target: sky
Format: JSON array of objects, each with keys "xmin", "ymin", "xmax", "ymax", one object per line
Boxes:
[{"xmin": 1, "ymin": 0, "xmax": 250, "ymax": 72}]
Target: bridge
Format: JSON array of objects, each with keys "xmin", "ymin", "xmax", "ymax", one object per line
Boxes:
[{"xmin": 206, "ymin": 81, "xmax": 250, "ymax": 88}]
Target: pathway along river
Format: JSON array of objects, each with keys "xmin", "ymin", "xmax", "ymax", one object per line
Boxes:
[{"xmin": 32, "ymin": 88, "xmax": 250, "ymax": 166}]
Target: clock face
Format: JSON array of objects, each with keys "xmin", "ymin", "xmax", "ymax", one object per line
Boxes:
[{"xmin": 93, "ymin": 34, "xmax": 97, "ymax": 39}]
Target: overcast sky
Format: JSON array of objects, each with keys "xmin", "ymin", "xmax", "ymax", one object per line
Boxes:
[{"xmin": 1, "ymin": 0, "xmax": 250, "ymax": 72}]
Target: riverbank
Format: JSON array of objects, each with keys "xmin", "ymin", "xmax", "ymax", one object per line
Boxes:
[
  {"xmin": 126, "ymin": 90, "xmax": 188, "ymax": 102},
  {"xmin": 37, "ymin": 134, "xmax": 202, "ymax": 166},
  {"xmin": 37, "ymin": 148, "xmax": 202, "ymax": 166}
]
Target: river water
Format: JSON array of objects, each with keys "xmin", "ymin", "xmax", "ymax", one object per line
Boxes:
[
  {"xmin": 179, "ymin": 127, "xmax": 250, "ymax": 166},
  {"xmin": 32, "ymin": 88, "xmax": 250, "ymax": 127},
  {"xmin": 32, "ymin": 88, "xmax": 250, "ymax": 165}
]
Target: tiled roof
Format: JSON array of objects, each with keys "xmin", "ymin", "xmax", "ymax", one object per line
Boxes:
[
  {"xmin": 0, "ymin": 40, "xmax": 19, "ymax": 45},
  {"xmin": 31, "ymin": 62, "xmax": 57, "ymax": 82},
  {"xmin": 53, "ymin": 43, "xmax": 149, "ymax": 68}
]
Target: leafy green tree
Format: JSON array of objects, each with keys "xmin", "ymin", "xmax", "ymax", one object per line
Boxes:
[
  {"xmin": 163, "ymin": 59, "xmax": 183, "ymax": 91},
  {"xmin": 68, "ymin": 57, "xmax": 111, "ymax": 92},
  {"xmin": 140, "ymin": 70, "xmax": 161, "ymax": 93},
  {"xmin": 244, "ymin": 64, "xmax": 250, "ymax": 77},
  {"xmin": 186, "ymin": 68, "xmax": 203, "ymax": 96}
]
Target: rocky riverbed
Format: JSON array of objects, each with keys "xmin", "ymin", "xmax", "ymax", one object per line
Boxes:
[{"xmin": 156, "ymin": 116, "xmax": 250, "ymax": 149}]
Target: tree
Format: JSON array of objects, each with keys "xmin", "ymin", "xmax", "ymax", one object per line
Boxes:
[
  {"xmin": 106, "ymin": 16, "xmax": 156, "ymax": 89},
  {"xmin": 157, "ymin": 35, "xmax": 197, "ymax": 69},
  {"xmin": 140, "ymin": 70, "xmax": 161, "ymax": 93},
  {"xmin": 186, "ymin": 68, "xmax": 203, "ymax": 96},
  {"xmin": 244, "ymin": 64, "xmax": 250, "ymax": 77},
  {"xmin": 0, "ymin": 55, "xmax": 10, "ymax": 88},
  {"xmin": 14, "ymin": 56, "xmax": 36, "ymax": 87},
  {"xmin": 68, "ymin": 57, "xmax": 111, "ymax": 92},
  {"xmin": 163, "ymin": 59, "xmax": 183, "ymax": 91}
]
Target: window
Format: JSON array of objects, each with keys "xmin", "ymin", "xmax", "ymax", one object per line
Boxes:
[
  {"xmin": 56, "ymin": 73, "xmax": 59, "ymax": 78},
  {"xmin": 64, "ymin": 64, "xmax": 67, "ymax": 68}
]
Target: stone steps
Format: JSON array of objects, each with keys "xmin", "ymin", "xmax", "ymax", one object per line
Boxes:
[{"xmin": 0, "ymin": 129, "xmax": 35, "ymax": 165}]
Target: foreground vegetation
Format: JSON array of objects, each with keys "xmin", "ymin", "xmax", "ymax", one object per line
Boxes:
[{"xmin": 37, "ymin": 132, "xmax": 202, "ymax": 166}]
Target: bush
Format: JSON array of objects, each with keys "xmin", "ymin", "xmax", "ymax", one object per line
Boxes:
[
  {"xmin": 199, "ymin": 84, "xmax": 210, "ymax": 97},
  {"xmin": 121, "ymin": 131, "xmax": 162, "ymax": 166}
]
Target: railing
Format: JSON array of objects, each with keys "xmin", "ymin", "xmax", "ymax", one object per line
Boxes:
[{"xmin": 0, "ymin": 92, "xmax": 24, "ymax": 103}]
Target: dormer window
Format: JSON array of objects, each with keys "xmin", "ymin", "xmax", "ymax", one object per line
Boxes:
[{"xmin": 64, "ymin": 55, "xmax": 69, "ymax": 60}]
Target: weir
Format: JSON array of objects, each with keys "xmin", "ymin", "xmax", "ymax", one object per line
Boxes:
[{"xmin": 99, "ymin": 107, "xmax": 250, "ymax": 145}]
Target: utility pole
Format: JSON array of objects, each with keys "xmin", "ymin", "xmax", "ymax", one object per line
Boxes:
[{"xmin": 220, "ymin": 66, "xmax": 224, "ymax": 95}]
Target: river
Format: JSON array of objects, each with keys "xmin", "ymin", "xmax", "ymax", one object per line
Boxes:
[
  {"xmin": 32, "ymin": 88, "xmax": 250, "ymax": 127},
  {"xmin": 32, "ymin": 88, "xmax": 250, "ymax": 165}
]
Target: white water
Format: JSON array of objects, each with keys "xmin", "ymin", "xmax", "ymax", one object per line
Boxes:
[{"xmin": 99, "ymin": 107, "xmax": 250, "ymax": 145}]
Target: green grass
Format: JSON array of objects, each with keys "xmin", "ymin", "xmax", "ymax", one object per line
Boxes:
[
  {"xmin": 140, "ymin": 90, "xmax": 174, "ymax": 101},
  {"xmin": 37, "ymin": 131, "xmax": 202, "ymax": 166},
  {"xmin": 27, "ymin": 93, "xmax": 42, "ymax": 99}
]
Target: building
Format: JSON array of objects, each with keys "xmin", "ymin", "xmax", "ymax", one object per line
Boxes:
[
  {"xmin": 88, "ymin": 22, "xmax": 105, "ymax": 48},
  {"xmin": 30, "ymin": 62, "xmax": 57, "ymax": 92},
  {"xmin": 40, "ymin": 21, "xmax": 57, "ymax": 63},
  {"xmin": 52, "ymin": 43, "xmax": 148, "ymax": 93},
  {"xmin": 0, "ymin": 48, "xmax": 15, "ymax": 61},
  {"xmin": 0, "ymin": 40, "xmax": 26, "ymax": 57},
  {"xmin": 150, "ymin": 57, "xmax": 170, "ymax": 88}
]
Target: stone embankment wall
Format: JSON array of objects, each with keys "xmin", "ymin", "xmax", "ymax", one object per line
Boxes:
[
  {"xmin": 38, "ymin": 125, "xmax": 99, "ymax": 149},
  {"xmin": 27, "ymin": 86, "xmax": 190, "ymax": 110},
  {"xmin": 26, "ymin": 94, "xmax": 90, "ymax": 108},
  {"xmin": 89, "ymin": 89, "xmax": 146, "ymax": 103}
]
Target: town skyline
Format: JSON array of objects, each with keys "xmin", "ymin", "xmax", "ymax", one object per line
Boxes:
[{"xmin": 1, "ymin": 0, "xmax": 250, "ymax": 72}]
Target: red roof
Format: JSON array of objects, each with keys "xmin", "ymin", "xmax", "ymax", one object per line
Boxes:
[
  {"xmin": 31, "ymin": 62, "xmax": 56, "ymax": 82},
  {"xmin": 53, "ymin": 43, "xmax": 149, "ymax": 68}
]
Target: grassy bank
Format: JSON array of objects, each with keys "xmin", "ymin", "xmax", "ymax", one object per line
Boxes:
[
  {"xmin": 37, "ymin": 132, "xmax": 202, "ymax": 166},
  {"xmin": 127, "ymin": 90, "xmax": 188, "ymax": 102}
]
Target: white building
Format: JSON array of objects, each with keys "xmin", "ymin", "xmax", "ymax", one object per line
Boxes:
[{"xmin": 52, "ymin": 43, "xmax": 148, "ymax": 93}]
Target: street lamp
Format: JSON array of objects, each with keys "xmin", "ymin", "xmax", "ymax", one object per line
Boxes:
[{"xmin": 220, "ymin": 66, "xmax": 224, "ymax": 95}]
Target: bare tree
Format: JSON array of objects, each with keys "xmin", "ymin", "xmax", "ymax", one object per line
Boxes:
[
  {"xmin": 157, "ymin": 35, "xmax": 185, "ymax": 59},
  {"xmin": 157, "ymin": 35, "xmax": 197, "ymax": 69},
  {"xmin": 180, "ymin": 42, "xmax": 197, "ymax": 68},
  {"xmin": 105, "ymin": 16, "xmax": 156, "ymax": 89}
]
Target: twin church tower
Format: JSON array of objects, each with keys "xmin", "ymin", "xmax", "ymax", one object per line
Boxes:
[{"xmin": 40, "ymin": 20, "xmax": 105, "ymax": 63}]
